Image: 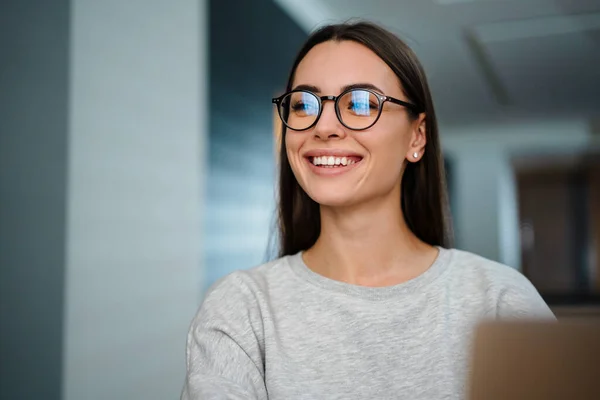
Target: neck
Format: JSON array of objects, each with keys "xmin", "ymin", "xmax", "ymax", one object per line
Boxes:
[{"xmin": 303, "ymin": 191, "xmax": 437, "ymax": 286}]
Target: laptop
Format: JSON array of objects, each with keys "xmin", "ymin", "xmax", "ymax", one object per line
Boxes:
[{"xmin": 468, "ymin": 320, "xmax": 600, "ymax": 400}]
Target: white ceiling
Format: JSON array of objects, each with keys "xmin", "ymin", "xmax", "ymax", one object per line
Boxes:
[{"xmin": 274, "ymin": 0, "xmax": 600, "ymax": 127}]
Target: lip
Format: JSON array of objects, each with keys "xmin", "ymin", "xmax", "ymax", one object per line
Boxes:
[
  {"xmin": 302, "ymin": 149, "xmax": 364, "ymax": 176},
  {"xmin": 303, "ymin": 149, "xmax": 364, "ymax": 158}
]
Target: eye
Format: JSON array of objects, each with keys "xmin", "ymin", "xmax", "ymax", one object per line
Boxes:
[
  {"xmin": 342, "ymin": 90, "xmax": 379, "ymax": 116},
  {"xmin": 291, "ymin": 101, "xmax": 310, "ymax": 111},
  {"xmin": 347, "ymin": 101, "xmax": 379, "ymax": 111},
  {"xmin": 346, "ymin": 100, "xmax": 379, "ymax": 117},
  {"xmin": 286, "ymin": 91, "xmax": 319, "ymax": 116},
  {"xmin": 291, "ymin": 101, "xmax": 318, "ymax": 114}
]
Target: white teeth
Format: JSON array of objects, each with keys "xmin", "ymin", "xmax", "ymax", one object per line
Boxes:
[{"xmin": 311, "ymin": 156, "xmax": 359, "ymax": 166}]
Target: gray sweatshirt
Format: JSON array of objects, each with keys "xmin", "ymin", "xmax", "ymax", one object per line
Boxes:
[{"xmin": 181, "ymin": 247, "xmax": 554, "ymax": 399}]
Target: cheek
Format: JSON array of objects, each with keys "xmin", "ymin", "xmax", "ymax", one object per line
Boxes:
[
  {"xmin": 361, "ymin": 126, "xmax": 411, "ymax": 170},
  {"xmin": 284, "ymin": 132, "xmax": 305, "ymax": 171}
]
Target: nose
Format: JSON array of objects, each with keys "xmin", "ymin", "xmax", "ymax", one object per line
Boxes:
[{"xmin": 313, "ymin": 101, "xmax": 346, "ymax": 140}]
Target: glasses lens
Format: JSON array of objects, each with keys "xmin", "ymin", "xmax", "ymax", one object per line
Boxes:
[
  {"xmin": 280, "ymin": 91, "xmax": 320, "ymax": 130},
  {"xmin": 338, "ymin": 90, "xmax": 380, "ymax": 129}
]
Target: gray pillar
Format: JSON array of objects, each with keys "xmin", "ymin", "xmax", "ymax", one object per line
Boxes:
[
  {"xmin": 0, "ymin": 1, "xmax": 70, "ymax": 399},
  {"xmin": 62, "ymin": 1, "xmax": 206, "ymax": 399}
]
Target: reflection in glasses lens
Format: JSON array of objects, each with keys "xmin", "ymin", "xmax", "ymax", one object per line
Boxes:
[
  {"xmin": 279, "ymin": 89, "xmax": 382, "ymax": 131},
  {"xmin": 281, "ymin": 91, "xmax": 320, "ymax": 131},
  {"xmin": 338, "ymin": 90, "xmax": 380, "ymax": 129}
]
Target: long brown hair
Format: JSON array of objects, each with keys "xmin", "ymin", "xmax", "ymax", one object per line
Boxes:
[{"xmin": 276, "ymin": 21, "xmax": 453, "ymax": 257}]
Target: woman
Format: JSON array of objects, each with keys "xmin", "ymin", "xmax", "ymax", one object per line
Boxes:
[{"xmin": 182, "ymin": 22, "xmax": 554, "ymax": 400}]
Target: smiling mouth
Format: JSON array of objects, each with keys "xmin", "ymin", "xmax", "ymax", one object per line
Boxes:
[{"xmin": 308, "ymin": 155, "xmax": 363, "ymax": 168}]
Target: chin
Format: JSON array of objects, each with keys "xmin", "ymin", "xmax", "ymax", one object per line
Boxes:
[{"xmin": 306, "ymin": 189, "xmax": 362, "ymax": 208}]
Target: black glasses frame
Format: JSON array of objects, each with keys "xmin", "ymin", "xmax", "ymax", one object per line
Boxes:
[{"xmin": 272, "ymin": 88, "xmax": 422, "ymax": 132}]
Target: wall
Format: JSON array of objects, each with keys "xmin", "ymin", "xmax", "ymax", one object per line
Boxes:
[
  {"xmin": 442, "ymin": 118, "xmax": 595, "ymax": 268},
  {"xmin": 205, "ymin": 0, "xmax": 306, "ymax": 290},
  {"xmin": 62, "ymin": 1, "xmax": 206, "ymax": 399},
  {"xmin": 0, "ymin": 1, "xmax": 70, "ymax": 399}
]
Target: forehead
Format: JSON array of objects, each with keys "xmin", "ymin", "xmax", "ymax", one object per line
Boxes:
[{"xmin": 293, "ymin": 40, "xmax": 401, "ymax": 95}]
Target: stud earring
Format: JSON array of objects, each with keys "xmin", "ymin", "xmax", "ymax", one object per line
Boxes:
[{"xmin": 413, "ymin": 152, "xmax": 419, "ymax": 159}]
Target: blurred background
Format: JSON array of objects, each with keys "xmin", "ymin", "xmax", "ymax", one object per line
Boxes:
[{"xmin": 1, "ymin": 0, "xmax": 599, "ymax": 399}]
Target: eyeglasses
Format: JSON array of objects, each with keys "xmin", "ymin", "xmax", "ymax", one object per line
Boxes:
[{"xmin": 272, "ymin": 88, "xmax": 421, "ymax": 131}]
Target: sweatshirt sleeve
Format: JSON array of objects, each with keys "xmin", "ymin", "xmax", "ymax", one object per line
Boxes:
[
  {"xmin": 181, "ymin": 272, "xmax": 267, "ymax": 400},
  {"xmin": 496, "ymin": 271, "xmax": 556, "ymax": 320}
]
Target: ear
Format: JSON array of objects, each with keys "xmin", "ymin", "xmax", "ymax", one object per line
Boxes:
[{"xmin": 406, "ymin": 113, "xmax": 427, "ymax": 162}]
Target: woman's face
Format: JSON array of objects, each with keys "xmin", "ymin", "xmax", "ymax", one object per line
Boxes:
[{"xmin": 285, "ymin": 40, "xmax": 426, "ymax": 208}]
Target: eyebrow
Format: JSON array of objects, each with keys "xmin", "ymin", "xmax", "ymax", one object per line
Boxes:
[{"xmin": 291, "ymin": 82, "xmax": 385, "ymax": 94}]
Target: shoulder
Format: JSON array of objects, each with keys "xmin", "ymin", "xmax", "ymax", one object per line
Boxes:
[
  {"xmin": 445, "ymin": 248, "xmax": 532, "ymax": 291},
  {"xmin": 189, "ymin": 256, "xmax": 293, "ymax": 340},
  {"xmin": 444, "ymin": 248, "xmax": 555, "ymax": 319},
  {"xmin": 200, "ymin": 255, "xmax": 292, "ymax": 313}
]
